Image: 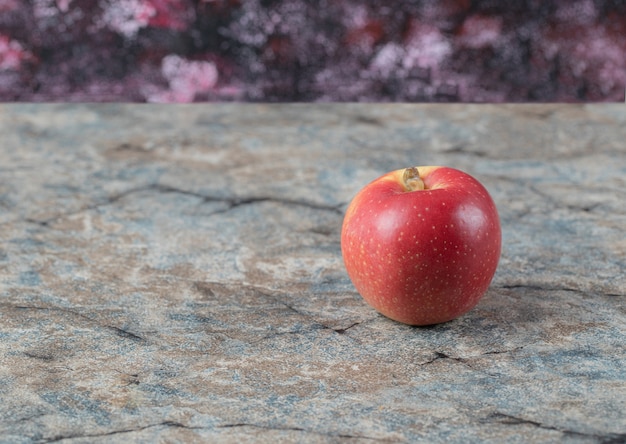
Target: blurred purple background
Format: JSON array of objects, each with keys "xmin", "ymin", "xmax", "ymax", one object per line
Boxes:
[{"xmin": 1, "ymin": 0, "xmax": 625, "ymax": 102}]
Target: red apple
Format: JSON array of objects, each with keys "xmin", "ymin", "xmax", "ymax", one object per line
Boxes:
[{"xmin": 341, "ymin": 166, "xmax": 501, "ymax": 326}]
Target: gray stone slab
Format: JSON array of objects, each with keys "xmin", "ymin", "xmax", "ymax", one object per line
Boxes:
[{"xmin": 0, "ymin": 103, "xmax": 625, "ymax": 443}]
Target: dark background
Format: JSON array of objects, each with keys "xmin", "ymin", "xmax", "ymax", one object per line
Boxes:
[{"xmin": 1, "ymin": 0, "xmax": 625, "ymax": 102}]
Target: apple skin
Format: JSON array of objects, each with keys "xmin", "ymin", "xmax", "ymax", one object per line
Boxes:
[{"xmin": 341, "ymin": 166, "xmax": 501, "ymax": 326}]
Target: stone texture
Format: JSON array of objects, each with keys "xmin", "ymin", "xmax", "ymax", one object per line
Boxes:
[{"xmin": 0, "ymin": 103, "xmax": 625, "ymax": 443}]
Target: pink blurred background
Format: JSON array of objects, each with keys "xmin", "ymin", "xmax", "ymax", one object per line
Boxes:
[{"xmin": 1, "ymin": 0, "xmax": 625, "ymax": 102}]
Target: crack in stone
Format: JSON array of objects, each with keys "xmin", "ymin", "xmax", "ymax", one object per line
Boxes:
[
  {"xmin": 245, "ymin": 320, "xmax": 363, "ymax": 345},
  {"xmin": 421, "ymin": 347, "xmax": 523, "ymax": 370},
  {"xmin": 118, "ymin": 184, "xmax": 347, "ymax": 216},
  {"xmin": 21, "ymin": 183, "xmax": 344, "ymax": 227},
  {"xmin": 420, "ymin": 351, "xmax": 467, "ymax": 367},
  {"xmin": 37, "ymin": 420, "xmax": 202, "ymax": 443},
  {"xmin": 253, "ymin": 292, "xmax": 355, "ymax": 340},
  {"xmin": 333, "ymin": 322, "xmax": 361, "ymax": 334},
  {"xmin": 251, "ymin": 287, "xmax": 365, "ymax": 339},
  {"xmin": 202, "ymin": 194, "xmax": 344, "ymax": 216},
  {"xmin": 24, "ymin": 217, "xmax": 52, "ymax": 228},
  {"xmin": 192, "ymin": 281, "xmax": 365, "ymax": 341},
  {"xmin": 106, "ymin": 325, "xmax": 146, "ymax": 343},
  {"xmin": 7, "ymin": 304, "xmax": 147, "ymax": 344},
  {"xmin": 23, "ymin": 186, "xmax": 163, "ymax": 227},
  {"xmin": 489, "ymin": 413, "xmax": 626, "ymax": 442},
  {"xmin": 113, "ymin": 369, "xmax": 141, "ymax": 387},
  {"xmin": 496, "ymin": 283, "xmax": 624, "ymax": 298},
  {"xmin": 23, "ymin": 351, "xmax": 56, "ymax": 362},
  {"xmin": 16, "ymin": 412, "xmax": 48, "ymax": 423},
  {"xmin": 481, "ymin": 346, "xmax": 524, "ymax": 356},
  {"xmin": 216, "ymin": 422, "xmax": 396, "ymax": 442}
]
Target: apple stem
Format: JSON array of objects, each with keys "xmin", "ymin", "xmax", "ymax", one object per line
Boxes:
[{"xmin": 403, "ymin": 167, "xmax": 425, "ymax": 191}]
